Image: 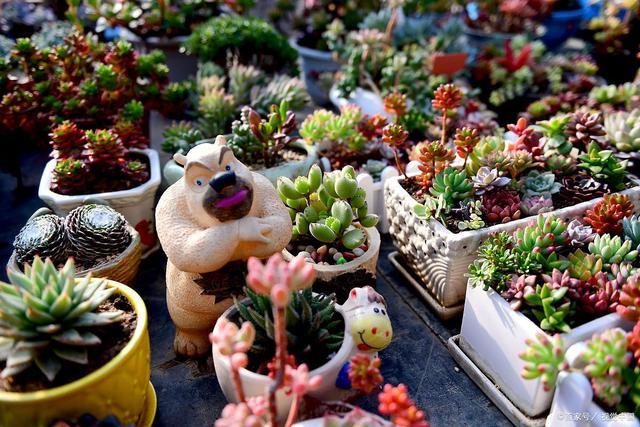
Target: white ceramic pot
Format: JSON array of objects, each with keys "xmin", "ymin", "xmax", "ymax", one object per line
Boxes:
[
  {"xmin": 329, "ymin": 86, "xmax": 391, "ymax": 119},
  {"xmin": 384, "ymin": 176, "xmax": 640, "ymax": 310},
  {"xmin": 290, "ymin": 38, "xmax": 340, "ymax": 106},
  {"xmin": 162, "ymin": 142, "xmax": 318, "ymax": 187},
  {"xmin": 459, "ymin": 283, "xmax": 628, "ymax": 418},
  {"xmin": 38, "ymin": 149, "xmax": 161, "ymax": 254}
]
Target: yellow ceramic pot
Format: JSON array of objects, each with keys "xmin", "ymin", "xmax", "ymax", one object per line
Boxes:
[{"xmin": 0, "ymin": 281, "xmax": 155, "ymax": 427}]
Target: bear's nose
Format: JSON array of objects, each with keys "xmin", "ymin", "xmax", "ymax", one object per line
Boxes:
[{"xmin": 209, "ymin": 171, "xmax": 236, "ymax": 192}]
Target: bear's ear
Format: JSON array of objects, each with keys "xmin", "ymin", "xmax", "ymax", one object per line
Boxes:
[
  {"xmin": 214, "ymin": 135, "xmax": 227, "ymax": 146},
  {"xmin": 174, "ymin": 152, "xmax": 187, "ymax": 166}
]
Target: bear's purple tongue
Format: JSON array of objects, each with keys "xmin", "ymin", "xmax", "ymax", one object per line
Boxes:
[{"xmin": 215, "ymin": 189, "xmax": 248, "ymax": 209}]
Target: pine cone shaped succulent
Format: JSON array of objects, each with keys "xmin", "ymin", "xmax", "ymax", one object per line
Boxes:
[
  {"xmin": 0, "ymin": 257, "xmax": 122, "ymax": 381},
  {"xmin": 83, "ymin": 129, "xmax": 125, "ymax": 167},
  {"xmin": 583, "ymin": 194, "xmax": 634, "ymax": 235},
  {"xmin": 566, "ymin": 111, "xmax": 607, "ymax": 151},
  {"xmin": 432, "ymin": 83, "xmax": 463, "ymax": 112},
  {"xmin": 383, "ymin": 91, "xmax": 407, "ymax": 118},
  {"xmin": 51, "ymin": 159, "xmax": 89, "ymax": 196},
  {"xmin": 13, "ymin": 214, "xmax": 69, "ymax": 266},
  {"xmin": 65, "ymin": 204, "xmax": 131, "ymax": 263},
  {"xmin": 502, "ymin": 274, "xmax": 536, "ymax": 311},
  {"xmin": 554, "ymin": 173, "xmax": 610, "ymax": 206},
  {"xmin": 49, "ymin": 121, "xmax": 86, "ymax": 159},
  {"xmin": 604, "ymin": 109, "xmax": 640, "ymax": 152},
  {"xmin": 382, "ymin": 123, "xmax": 409, "ymax": 148},
  {"xmin": 482, "ymin": 188, "xmax": 521, "ymax": 224}
]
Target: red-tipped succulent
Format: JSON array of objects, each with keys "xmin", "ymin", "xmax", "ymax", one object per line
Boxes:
[
  {"xmin": 49, "ymin": 121, "xmax": 86, "ymax": 159},
  {"xmin": 578, "ymin": 271, "xmax": 620, "ymax": 316},
  {"xmin": 348, "ymin": 353, "xmax": 383, "ymax": 394},
  {"xmin": 432, "ymin": 84, "xmax": 463, "ymax": 112},
  {"xmin": 482, "ymin": 188, "xmax": 522, "ymax": 224},
  {"xmin": 378, "ymin": 383, "xmax": 429, "ymax": 427},
  {"xmin": 618, "ymin": 274, "xmax": 640, "ymax": 321},
  {"xmin": 627, "ymin": 321, "xmax": 640, "ymax": 366},
  {"xmin": 417, "ymin": 140, "xmax": 454, "ymax": 190},
  {"xmin": 583, "ymin": 194, "xmax": 634, "ymax": 235},
  {"xmin": 384, "ymin": 91, "xmax": 408, "ymax": 118},
  {"xmin": 507, "ymin": 117, "xmax": 543, "ymax": 161}
]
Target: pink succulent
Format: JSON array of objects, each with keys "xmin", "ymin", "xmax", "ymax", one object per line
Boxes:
[
  {"xmin": 246, "ymin": 396, "xmax": 268, "ymax": 417},
  {"xmin": 246, "ymin": 254, "xmax": 316, "ymax": 308},
  {"xmin": 210, "ymin": 318, "xmax": 255, "ymax": 360},
  {"xmin": 215, "ymin": 403, "xmax": 263, "ymax": 427},
  {"xmin": 285, "ymin": 363, "xmax": 323, "ymax": 395}
]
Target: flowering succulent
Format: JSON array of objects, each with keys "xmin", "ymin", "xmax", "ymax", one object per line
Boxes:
[
  {"xmin": 481, "ymin": 189, "xmax": 522, "ymax": 224},
  {"xmin": 432, "ymin": 83, "xmax": 462, "ymax": 112},
  {"xmin": 520, "ymin": 333, "xmax": 567, "ymax": 392},
  {"xmin": 502, "ymin": 274, "xmax": 536, "ymax": 311},
  {"xmin": 566, "ymin": 111, "xmax": 607, "ymax": 151},
  {"xmin": 604, "ymin": 109, "xmax": 640, "ymax": 152},
  {"xmin": 566, "ymin": 219, "xmax": 595, "ymax": 247},
  {"xmin": 0, "ymin": 257, "xmax": 122, "ymax": 381},
  {"xmin": 520, "ymin": 195, "xmax": 553, "ymax": 216},
  {"xmin": 588, "ymin": 234, "xmax": 638, "ymax": 267},
  {"xmin": 472, "ymin": 167, "xmax": 511, "ymax": 195},
  {"xmin": 383, "ymin": 91, "xmax": 407, "ymax": 118},
  {"xmin": 513, "ymin": 215, "xmax": 569, "ymax": 271},
  {"xmin": 430, "ymin": 167, "xmax": 473, "ymax": 207},
  {"xmin": 378, "ymin": 384, "xmax": 428, "ymax": 427},
  {"xmin": 578, "ymin": 143, "xmax": 626, "ymax": 191},
  {"xmin": 568, "ymin": 249, "xmax": 603, "ymax": 281},
  {"xmin": 454, "ymin": 127, "xmax": 481, "ymax": 165},
  {"xmin": 348, "ymin": 354, "xmax": 383, "ymax": 394},
  {"xmin": 583, "ymin": 194, "xmax": 634, "ymax": 236},
  {"xmin": 521, "ymin": 170, "xmax": 561, "ymax": 198},
  {"xmin": 618, "ymin": 275, "xmax": 640, "ymax": 322},
  {"xmin": 582, "ymin": 328, "xmax": 631, "ymax": 407},
  {"xmin": 416, "ymin": 140, "xmax": 454, "ymax": 189},
  {"xmin": 624, "ymin": 216, "xmax": 640, "ymax": 251}
]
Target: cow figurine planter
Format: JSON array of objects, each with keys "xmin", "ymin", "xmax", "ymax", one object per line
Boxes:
[{"xmin": 156, "ymin": 136, "xmax": 292, "ymax": 356}]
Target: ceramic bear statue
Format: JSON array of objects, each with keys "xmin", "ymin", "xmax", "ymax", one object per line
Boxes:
[{"xmin": 156, "ymin": 136, "xmax": 292, "ymax": 357}]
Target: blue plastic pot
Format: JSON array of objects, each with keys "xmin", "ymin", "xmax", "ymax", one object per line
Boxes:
[{"xmin": 541, "ymin": 0, "xmax": 588, "ymax": 50}]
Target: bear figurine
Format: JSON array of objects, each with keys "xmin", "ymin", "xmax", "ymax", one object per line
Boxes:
[{"xmin": 156, "ymin": 136, "xmax": 292, "ymax": 357}]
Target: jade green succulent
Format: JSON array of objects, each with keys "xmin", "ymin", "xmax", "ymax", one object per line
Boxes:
[
  {"xmin": 162, "ymin": 122, "xmax": 205, "ymax": 155},
  {"xmin": 524, "ymin": 283, "xmax": 572, "ymax": 332},
  {"xmin": 588, "ymin": 234, "xmax": 638, "ymax": 267},
  {"xmin": 521, "ymin": 170, "xmax": 561, "ymax": 198},
  {"xmin": 413, "ymin": 194, "xmax": 447, "ymax": 223},
  {"xmin": 604, "ymin": 109, "xmax": 640, "ymax": 153},
  {"xmin": 278, "ymin": 165, "xmax": 378, "ymax": 250},
  {"xmin": 520, "ymin": 333, "xmax": 567, "ymax": 391},
  {"xmin": 300, "ymin": 108, "xmax": 366, "ymax": 152},
  {"xmin": 623, "ymin": 216, "xmax": 640, "ymax": 251},
  {"xmin": 568, "ymin": 249, "xmax": 603, "ymax": 281},
  {"xmin": 514, "ymin": 215, "xmax": 570, "ymax": 271},
  {"xmin": 430, "ymin": 167, "xmax": 474, "ymax": 207},
  {"xmin": 0, "ymin": 257, "xmax": 123, "ymax": 381},
  {"xmin": 534, "ymin": 115, "xmax": 572, "ymax": 155},
  {"xmin": 578, "ymin": 143, "xmax": 627, "ymax": 191}
]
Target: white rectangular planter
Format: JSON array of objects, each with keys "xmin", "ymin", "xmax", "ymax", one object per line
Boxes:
[
  {"xmin": 384, "ymin": 176, "xmax": 640, "ymax": 309},
  {"xmin": 459, "ymin": 283, "xmax": 627, "ymax": 418},
  {"xmin": 38, "ymin": 148, "xmax": 161, "ymax": 254}
]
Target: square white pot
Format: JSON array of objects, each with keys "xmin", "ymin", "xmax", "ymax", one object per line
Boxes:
[
  {"xmin": 38, "ymin": 148, "xmax": 161, "ymax": 253},
  {"xmin": 459, "ymin": 283, "xmax": 627, "ymax": 418},
  {"xmin": 384, "ymin": 176, "xmax": 640, "ymax": 309}
]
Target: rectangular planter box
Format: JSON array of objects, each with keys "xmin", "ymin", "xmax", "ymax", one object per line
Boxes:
[
  {"xmin": 384, "ymin": 176, "xmax": 640, "ymax": 310},
  {"xmin": 459, "ymin": 283, "xmax": 627, "ymax": 418}
]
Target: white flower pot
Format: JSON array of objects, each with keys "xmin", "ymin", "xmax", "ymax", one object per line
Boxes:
[
  {"xmin": 384, "ymin": 176, "xmax": 640, "ymax": 311},
  {"xmin": 38, "ymin": 149, "xmax": 161, "ymax": 254},
  {"xmin": 291, "ymin": 38, "xmax": 340, "ymax": 106},
  {"xmin": 329, "ymin": 86, "xmax": 391, "ymax": 119},
  {"xmin": 459, "ymin": 283, "xmax": 627, "ymax": 418}
]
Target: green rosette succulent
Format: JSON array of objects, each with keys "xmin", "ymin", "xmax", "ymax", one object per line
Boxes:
[
  {"xmin": 534, "ymin": 115, "xmax": 572, "ymax": 155},
  {"xmin": 623, "ymin": 215, "xmax": 640, "ymax": 251},
  {"xmin": 513, "ymin": 215, "xmax": 570, "ymax": 271},
  {"xmin": 568, "ymin": 249, "xmax": 603, "ymax": 281},
  {"xmin": 429, "ymin": 167, "xmax": 473, "ymax": 207},
  {"xmin": 588, "ymin": 234, "xmax": 638, "ymax": 267},
  {"xmin": 0, "ymin": 257, "xmax": 122, "ymax": 381},
  {"xmin": 521, "ymin": 170, "xmax": 561, "ymax": 198},
  {"xmin": 524, "ymin": 283, "xmax": 572, "ymax": 332},
  {"xmin": 604, "ymin": 109, "xmax": 640, "ymax": 152},
  {"xmin": 413, "ymin": 194, "xmax": 447, "ymax": 223},
  {"xmin": 278, "ymin": 165, "xmax": 378, "ymax": 250},
  {"xmin": 520, "ymin": 333, "xmax": 567, "ymax": 391},
  {"xmin": 578, "ymin": 143, "xmax": 627, "ymax": 191}
]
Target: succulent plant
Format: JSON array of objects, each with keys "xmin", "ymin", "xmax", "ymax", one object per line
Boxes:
[
  {"xmin": 521, "ymin": 170, "xmax": 562, "ymax": 198},
  {"xmin": 452, "ymin": 200, "xmax": 485, "ymax": 231},
  {"xmin": 566, "ymin": 111, "xmax": 607, "ymax": 151},
  {"xmin": 604, "ymin": 109, "xmax": 640, "ymax": 152},
  {"xmin": 65, "ymin": 205, "xmax": 131, "ymax": 264},
  {"xmin": 472, "ymin": 167, "xmax": 511, "ymax": 195},
  {"xmin": 513, "ymin": 215, "xmax": 569, "ymax": 271},
  {"xmin": 578, "ymin": 143, "xmax": 627, "ymax": 191},
  {"xmin": 578, "ymin": 271, "xmax": 620, "ymax": 316},
  {"xmin": 618, "ymin": 275, "xmax": 640, "ymax": 322},
  {"xmin": 521, "ymin": 195, "xmax": 553, "ymax": 216},
  {"xmin": 300, "ymin": 108, "xmax": 367, "ymax": 155},
  {"xmin": 628, "ymin": 321, "xmax": 640, "ymax": 366},
  {"xmin": 468, "ymin": 232, "xmax": 519, "ymax": 292},
  {"xmin": 0, "ymin": 257, "xmax": 123, "ymax": 381},
  {"xmin": 467, "ymin": 136, "xmax": 506, "ymax": 176},
  {"xmin": 249, "ymin": 75, "xmax": 309, "ymax": 115},
  {"xmin": 51, "ymin": 159, "xmax": 90, "ymax": 196},
  {"xmin": 520, "ymin": 333, "xmax": 566, "ymax": 391},
  {"xmin": 568, "ymin": 249, "xmax": 604, "ymax": 281},
  {"xmin": 49, "ymin": 121, "xmax": 86, "ymax": 160},
  {"xmin": 588, "ymin": 234, "xmax": 638, "ymax": 267},
  {"xmin": 566, "ymin": 219, "xmax": 595, "ymax": 248},
  {"xmin": 555, "ymin": 173, "xmax": 610, "ymax": 206},
  {"xmin": 246, "ymin": 100, "xmax": 299, "ymax": 168},
  {"xmin": 541, "ymin": 269, "xmax": 583, "ymax": 300},
  {"xmin": 416, "ymin": 140, "xmax": 455, "ymax": 190},
  {"xmin": 624, "ymin": 215, "xmax": 640, "ymax": 251},
  {"xmin": 454, "ymin": 127, "xmax": 480, "ymax": 164},
  {"xmin": 583, "ymin": 193, "xmax": 634, "ymax": 236},
  {"xmin": 534, "ymin": 115, "xmax": 572, "ymax": 155},
  {"xmin": 481, "ymin": 189, "xmax": 522, "ymax": 224},
  {"xmin": 432, "ymin": 83, "xmax": 463, "ymax": 112},
  {"xmin": 234, "ymin": 287, "xmax": 344, "ymax": 372},
  {"xmin": 545, "ymin": 153, "xmax": 577, "ymax": 175},
  {"xmin": 507, "ymin": 117, "xmax": 544, "ymax": 161},
  {"xmin": 197, "ymin": 88, "xmax": 236, "ymax": 138},
  {"xmin": 413, "ymin": 194, "xmax": 447, "ymax": 223},
  {"xmin": 13, "ymin": 215, "xmax": 69, "ymax": 266},
  {"xmin": 429, "ymin": 167, "xmax": 473, "ymax": 207},
  {"xmin": 228, "ymin": 62, "xmax": 265, "ymax": 106},
  {"xmin": 502, "ymin": 274, "xmax": 536, "ymax": 311},
  {"xmin": 582, "ymin": 328, "xmax": 631, "ymax": 407},
  {"xmin": 278, "ymin": 165, "xmax": 378, "ymax": 250},
  {"xmin": 524, "ymin": 283, "xmax": 572, "ymax": 332}
]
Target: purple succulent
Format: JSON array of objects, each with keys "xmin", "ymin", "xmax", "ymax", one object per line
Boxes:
[
  {"xmin": 502, "ymin": 274, "xmax": 537, "ymax": 311},
  {"xmin": 567, "ymin": 219, "xmax": 595, "ymax": 248},
  {"xmin": 521, "ymin": 195, "xmax": 553, "ymax": 216},
  {"xmin": 472, "ymin": 166, "xmax": 511, "ymax": 195}
]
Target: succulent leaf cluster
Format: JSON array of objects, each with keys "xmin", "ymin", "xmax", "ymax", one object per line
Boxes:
[
  {"xmin": 578, "ymin": 143, "xmax": 626, "ymax": 191},
  {"xmin": 472, "ymin": 167, "xmax": 511, "ymax": 195},
  {"xmin": 588, "ymin": 235, "xmax": 638, "ymax": 267},
  {"xmin": 429, "ymin": 167, "xmax": 473, "ymax": 207},
  {"xmin": 520, "ymin": 333, "xmax": 567, "ymax": 391},
  {"xmin": 513, "ymin": 215, "xmax": 569, "ymax": 271},
  {"xmin": 481, "ymin": 189, "xmax": 522, "ymax": 224},
  {"xmin": 604, "ymin": 109, "xmax": 640, "ymax": 152},
  {"xmin": 584, "ymin": 194, "xmax": 634, "ymax": 236},
  {"xmin": 521, "ymin": 170, "xmax": 561, "ymax": 198},
  {"xmin": 0, "ymin": 257, "xmax": 123, "ymax": 382}
]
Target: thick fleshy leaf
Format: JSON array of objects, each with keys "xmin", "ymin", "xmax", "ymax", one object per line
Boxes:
[
  {"xmin": 7, "ymin": 347, "xmax": 33, "ymax": 367},
  {"xmin": 0, "ymin": 282, "xmax": 20, "ymax": 297},
  {"xmin": 0, "ymin": 338, "xmax": 13, "ymax": 361},
  {"xmin": 0, "ymin": 293, "xmax": 27, "ymax": 312},
  {"xmin": 7, "ymin": 270, "xmax": 35, "ymax": 294},
  {"xmin": 342, "ymin": 228, "xmax": 366, "ymax": 250},
  {"xmin": 15, "ymin": 340, "xmax": 49, "ymax": 351},
  {"xmin": 35, "ymin": 352, "xmax": 62, "ymax": 382},
  {"xmin": 42, "ymin": 285, "xmax": 57, "ymax": 305},
  {"xmin": 309, "ymin": 223, "xmax": 337, "ymax": 243},
  {"xmin": 53, "ymin": 346, "xmax": 88, "ymax": 364},
  {"xmin": 1, "ymin": 361, "xmax": 32, "ymax": 379},
  {"xmin": 21, "ymin": 291, "xmax": 49, "ymax": 313},
  {"xmin": 0, "ymin": 326, "xmax": 38, "ymax": 340},
  {"xmin": 71, "ymin": 311, "xmax": 122, "ymax": 327},
  {"xmin": 25, "ymin": 306, "xmax": 56, "ymax": 325},
  {"xmin": 72, "ymin": 275, "xmax": 92, "ymax": 305},
  {"xmin": 36, "ymin": 323, "xmax": 61, "ymax": 334},
  {"xmin": 63, "ymin": 300, "xmax": 93, "ymax": 322},
  {"xmin": 49, "ymin": 293, "xmax": 72, "ymax": 318}
]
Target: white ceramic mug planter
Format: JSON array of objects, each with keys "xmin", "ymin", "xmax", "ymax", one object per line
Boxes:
[
  {"xmin": 384, "ymin": 175, "xmax": 640, "ymax": 316},
  {"xmin": 291, "ymin": 38, "xmax": 340, "ymax": 106},
  {"xmin": 457, "ymin": 283, "xmax": 629, "ymax": 418},
  {"xmin": 38, "ymin": 149, "xmax": 161, "ymax": 254},
  {"xmin": 329, "ymin": 86, "xmax": 392, "ymax": 119}
]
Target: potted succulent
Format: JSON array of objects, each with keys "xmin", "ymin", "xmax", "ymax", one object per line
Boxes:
[
  {"xmin": 277, "ymin": 165, "xmax": 381, "ymax": 302},
  {"xmin": 385, "ymin": 83, "xmax": 640, "ymax": 318},
  {"xmin": 8, "ymin": 205, "xmax": 142, "ymax": 286},
  {"xmin": 455, "ymin": 205, "xmax": 640, "ymax": 418},
  {"xmin": 0, "ymin": 257, "xmax": 153, "ymax": 426},
  {"xmin": 38, "ymin": 122, "xmax": 161, "ymax": 254},
  {"xmin": 522, "ymin": 324, "xmax": 640, "ymax": 426},
  {"xmin": 605, "ymin": 108, "xmax": 640, "ymax": 175},
  {"xmin": 541, "ymin": 0, "xmax": 590, "ymax": 50},
  {"xmin": 211, "ymin": 254, "xmax": 393, "ymax": 424}
]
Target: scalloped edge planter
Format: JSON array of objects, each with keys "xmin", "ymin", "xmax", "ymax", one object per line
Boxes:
[
  {"xmin": 0, "ymin": 280, "xmax": 154, "ymax": 427},
  {"xmin": 38, "ymin": 149, "xmax": 161, "ymax": 255},
  {"xmin": 162, "ymin": 142, "xmax": 319, "ymax": 188},
  {"xmin": 384, "ymin": 175, "xmax": 640, "ymax": 313},
  {"xmin": 290, "ymin": 38, "xmax": 340, "ymax": 106},
  {"xmin": 457, "ymin": 282, "xmax": 628, "ymax": 418}
]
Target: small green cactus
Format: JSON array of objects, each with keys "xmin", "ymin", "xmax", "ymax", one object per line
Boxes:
[
  {"xmin": 0, "ymin": 257, "xmax": 123, "ymax": 381},
  {"xmin": 278, "ymin": 165, "xmax": 378, "ymax": 250},
  {"xmin": 520, "ymin": 333, "xmax": 567, "ymax": 391}
]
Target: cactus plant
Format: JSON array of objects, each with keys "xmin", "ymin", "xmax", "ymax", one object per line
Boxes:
[
  {"xmin": 0, "ymin": 257, "xmax": 123, "ymax": 381},
  {"xmin": 278, "ymin": 165, "xmax": 378, "ymax": 253},
  {"xmin": 604, "ymin": 109, "xmax": 640, "ymax": 152},
  {"xmin": 578, "ymin": 143, "xmax": 627, "ymax": 191},
  {"xmin": 521, "ymin": 170, "xmax": 561, "ymax": 198},
  {"xmin": 588, "ymin": 234, "xmax": 638, "ymax": 266},
  {"xmin": 583, "ymin": 194, "xmax": 634, "ymax": 236},
  {"xmin": 520, "ymin": 333, "xmax": 567, "ymax": 391},
  {"xmin": 513, "ymin": 215, "xmax": 570, "ymax": 271},
  {"xmin": 13, "ymin": 215, "xmax": 69, "ymax": 266},
  {"xmin": 471, "ymin": 167, "xmax": 511, "ymax": 195}
]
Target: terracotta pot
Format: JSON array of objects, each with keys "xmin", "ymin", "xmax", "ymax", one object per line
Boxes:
[
  {"xmin": 282, "ymin": 226, "xmax": 380, "ymax": 303},
  {"xmin": 0, "ymin": 281, "xmax": 155, "ymax": 427},
  {"xmin": 431, "ymin": 52, "xmax": 468, "ymax": 76},
  {"xmin": 38, "ymin": 149, "xmax": 161, "ymax": 255}
]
